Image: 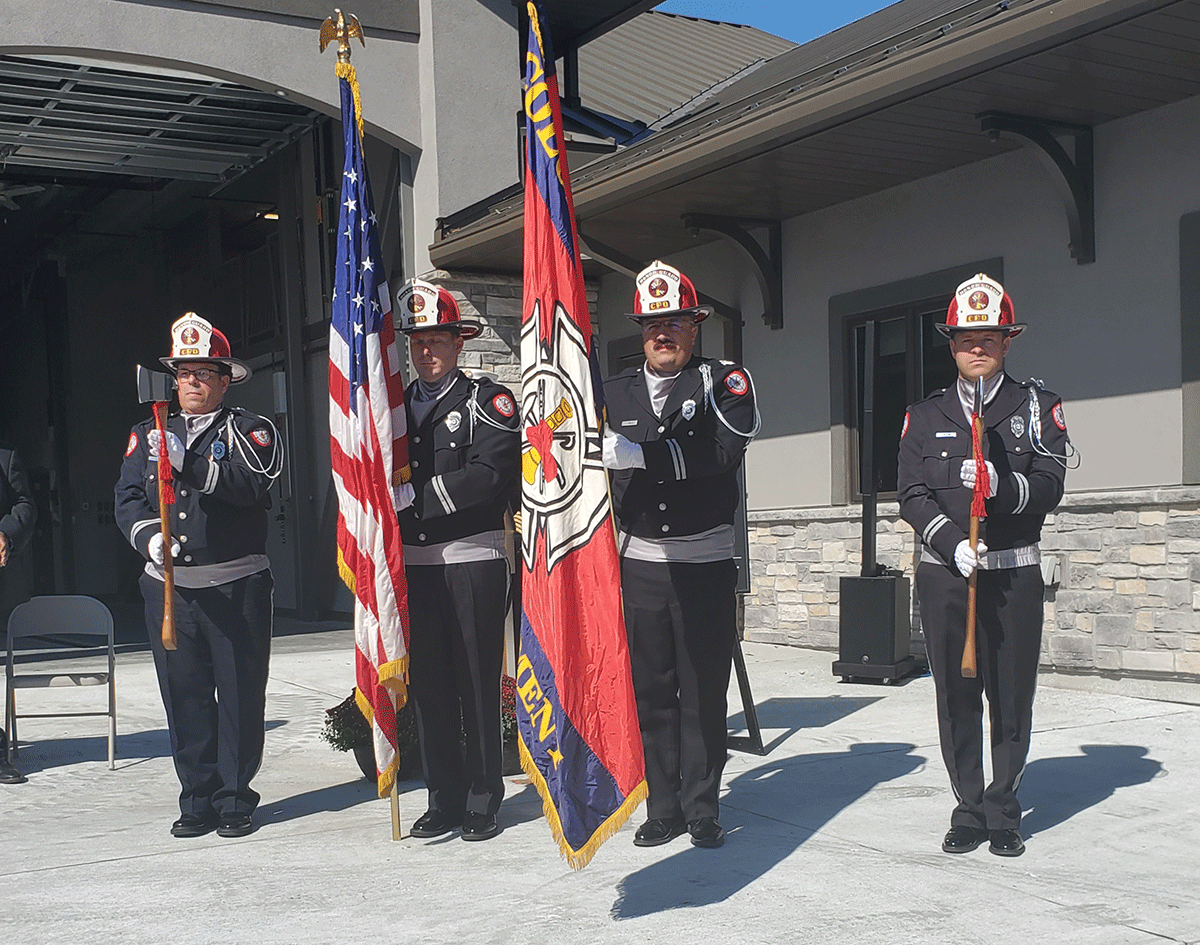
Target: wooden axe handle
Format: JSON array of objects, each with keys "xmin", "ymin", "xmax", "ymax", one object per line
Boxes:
[
  {"xmin": 962, "ymin": 514, "xmax": 979, "ymax": 678},
  {"xmin": 152, "ymin": 401, "xmax": 178, "ymax": 651}
]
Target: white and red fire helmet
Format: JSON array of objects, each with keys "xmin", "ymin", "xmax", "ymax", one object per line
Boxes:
[
  {"xmin": 395, "ymin": 278, "xmax": 480, "ymax": 338},
  {"xmin": 937, "ymin": 273, "xmax": 1025, "ymax": 338},
  {"xmin": 626, "ymin": 260, "xmax": 713, "ymax": 324},
  {"xmin": 159, "ymin": 312, "xmax": 250, "ymax": 383}
]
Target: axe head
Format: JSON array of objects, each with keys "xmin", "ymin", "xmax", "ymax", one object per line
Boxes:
[{"xmin": 137, "ymin": 365, "xmax": 176, "ymax": 404}]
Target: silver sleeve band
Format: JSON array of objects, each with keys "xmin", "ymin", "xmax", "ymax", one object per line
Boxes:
[
  {"xmin": 432, "ymin": 475, "xmax": 457, "ymax": 515},
  {"xmin": 666, "ymin": 438, "xmax": 686, "ymax": 480},
  {"xmin": 129, "ymin": 518, "xmax": 159, "ymax": 548},
  {"xmin": 200, "ymin": 458, "xmax": 220, "ymax": 495},
  {"xmin": 1012, "ymin": 472, "xmax": 1030, "ymax": 514},
  {"xmin": 922, "ymin": 513, "xmax": 950, "ymax": 546}
]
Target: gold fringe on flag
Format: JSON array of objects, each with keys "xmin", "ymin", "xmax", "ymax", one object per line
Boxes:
[
  {"xmin": 518, "ymin": 738, "xmax": 648, "ymax": 871},
  {"xmin": 355, "ymin": 655, "xmax": 409, "ymax": 799},
  {"xmin": 335, "ymin": 61, "xmax": 365, "ymax": 141}
]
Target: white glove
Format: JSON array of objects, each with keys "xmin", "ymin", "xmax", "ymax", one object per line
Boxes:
[
  {"xmin": 147, "ymin": 429, "xmax": 186, "ymax": 471},
  {"xmin": 602, "ymin": 430, "xmax": 645, "ymax": 470},
  {"xmin": 148, "ymin": 533, "xmax": 182, "ymax": 565},
  {"xmin": 392, "ymin": 482, "xmax": 415, "ymax": 512},
  {"xmin": 960, "ymin": 459, "xmax": 998, "ymax": 497},
  {"xmin": 954, "ymin": 539, "xmax": 988, "ymax": 578}
]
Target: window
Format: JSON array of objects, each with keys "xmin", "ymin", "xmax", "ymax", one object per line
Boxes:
[{"xmin": 847, "ymin": 300, "xmax": 957, "ymax": 498}]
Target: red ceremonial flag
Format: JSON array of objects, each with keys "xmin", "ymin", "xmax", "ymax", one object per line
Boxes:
[
  {"xmin": 327, "ymin": 60, "xmax": 410, "ymax": 798},
  {"xmin": 517, "ymin": 0, "xmax": 647, "ymax": 870}
]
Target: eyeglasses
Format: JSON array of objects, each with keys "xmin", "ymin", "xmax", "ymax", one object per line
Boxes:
[
  {"xmin": 640, "ymin": 318, "xmax": 692, "ymax": 334},
  {"xmin": 176, "ymin": 368, "xmax": 224, "ymax": 383}
]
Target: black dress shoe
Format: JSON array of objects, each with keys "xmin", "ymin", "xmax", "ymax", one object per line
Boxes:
[
  {"xmin": 633, "ymin": 817, "xmax": 686, "ymax": 847},
  {"xmin": 460, "ymin": 812, "xmax": 500, "ymax": 841},
  {"xmin": 216, "ymin": 813, "xmax": 255, "ymax": 838},
  {"xmin": 171, "ymin": 813, "xmax": 218, "ymax": 838},
  {"xmin": 410, "ymin": 809, "xmax": 462, "ymax": 838},
  {"xmin": 688, "ymin": 817, "xmax": 725, "ymax": 849},
  {"xmin": 989, "ymin": 828, "xmax": 1025, "ymax": 857},
  {"xmin": 941, "ymin": 825, "xmax": 988, "ymax": 854},
  {"xmin": 0, "ymin": 759, "xmax": 27, "ymax": 785}
]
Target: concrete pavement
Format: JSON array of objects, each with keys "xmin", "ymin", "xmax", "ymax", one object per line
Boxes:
[{"xmin": 2, "ymin": 629, "xmax": 1198, "ymax": 945}]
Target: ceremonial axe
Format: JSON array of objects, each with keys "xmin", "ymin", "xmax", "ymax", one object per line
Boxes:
[{"xmin": 137, "ymin": 365, "xmax": 179, "ymax": 651}]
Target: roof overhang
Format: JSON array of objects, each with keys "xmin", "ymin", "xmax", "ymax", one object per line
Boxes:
[
  {"xmin": 535, "ymin": 0, "xmax": 661, "ymax": 51},
  {"xmin": 431, "ymin": 0, "xmax": 1200, "ymax": 274}
]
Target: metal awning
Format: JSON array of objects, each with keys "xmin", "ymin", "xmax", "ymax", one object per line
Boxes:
[
  {"xmin": 431, "ymin": 0, "xmax": 1200, "ymax": 274},
  {"xmin": 0, "ymin": 55, "xmax": 316, "ymax": 182}
]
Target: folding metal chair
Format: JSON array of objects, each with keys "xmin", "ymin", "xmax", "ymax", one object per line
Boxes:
[{"xmin": 5, "ymin": 595, "xmax": 117, "ymax": 769}]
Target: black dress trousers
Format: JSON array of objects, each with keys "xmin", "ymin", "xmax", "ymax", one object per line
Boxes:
[
  {"xmin": 142, "ymin": 569, "xmax": 273, "ymax": 817},
  {"xmin": 621, "ymin": 557, "xmax": 737, "ymax": 822},
  {"xmin": 916, "ymin": 561, "xmax": 1044, "ymax": 830},
  {"xmin": 406, "ymin": 558, "xmax": 508, "ymax": 818}
]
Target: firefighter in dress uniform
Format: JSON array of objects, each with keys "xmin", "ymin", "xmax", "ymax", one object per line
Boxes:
[
  {"xmin": 602, "ymin": 260, "xmax": 759, "ymax": 849},
  {"xmin": 115, "ymin": 314, "xmax": 283, "ymax": 838},
  {"xmin": 897, "ymin": 274, "xmax": 1076, "ymax": 858},
  {"xmin": 395, "ymin": 278, "xmax": 519, "ymax": 843}
]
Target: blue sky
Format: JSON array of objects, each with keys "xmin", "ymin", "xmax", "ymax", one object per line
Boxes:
[{"xmin": 654, "ymin": 1, "xmax": 896, "ymax": 44}]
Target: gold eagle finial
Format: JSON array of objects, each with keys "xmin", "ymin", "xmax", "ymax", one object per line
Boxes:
[{"xmin": 319, "ymin": 9, "xmax": 365, "ymax": 62}]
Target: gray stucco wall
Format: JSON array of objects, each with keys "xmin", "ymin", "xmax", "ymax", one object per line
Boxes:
[
  {"xmin": 0, "ymin": 0, "xmax": 518, "ymax": 275},
  {"xmin": 594, "ymin": 91, "xmax": 1200, "ymax": 512}
]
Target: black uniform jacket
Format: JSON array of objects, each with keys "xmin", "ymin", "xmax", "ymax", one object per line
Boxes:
[
  {"xmin": 115, "ymin": 406, "xmax": 276, "ymax": 566},
  {"xmin": 604, "ymin": 356, "xmax": 756, "ymax": 540},
  {"xmin": 0, "ymin": 441, "xmax": 36, "ymax": 554},
  {"xmin": 897, "ymin": 374, "xmax": 1068, "ymax": 564},
  {"xmin": 400, "ymin": 371, "xmax": 520, "ymax": 547}
]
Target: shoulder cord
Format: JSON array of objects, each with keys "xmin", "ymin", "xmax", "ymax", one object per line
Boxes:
[
  {"xmin": 467, "ymin": 380, "xmax": 520, "ymax": 434},
  {"xmin": 1024, "ymin": 379, "xmax": 1081, "ymax": 470},
  {"xmin": 699, "ymin": 362, "xmax": 762, "ymax": 440},
  {"xmin": 226, "ymin": 413, "xmax": 286, "ymax": 480}
]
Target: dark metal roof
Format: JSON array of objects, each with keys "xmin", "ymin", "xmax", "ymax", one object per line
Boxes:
[
  {"xmin": 431, "ymin": 0, "xmax": 1200, "ymax": 273},
  {"xmin": 0, "ymin": 55, "xmax": 316, "ymax": 182},
  {"xmin": 578, "ymin": 11, "xmax": 795, "ymax": 127}
]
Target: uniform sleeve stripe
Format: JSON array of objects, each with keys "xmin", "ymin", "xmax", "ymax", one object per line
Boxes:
[
  {"xmin": 201, "ymin": 458, "xmax": 220, "ymax": 495},
  {"xmin": 1013, "ymin": 473, "xmax": 1029, "ymax": 514},
  {"xmin": 923, "ymin": 514, "xmax": 950, "ymax": 546},
  {"xmin": 130, "ymin": 519, "xmax": 158, "ymax": 547},
  {"xmin": 432, "ymin": 475, "xmax": 456, "ymax": 515},
  {"xmin": 667, "ymin": 439, "xmax": 686, "ymax": 479}
]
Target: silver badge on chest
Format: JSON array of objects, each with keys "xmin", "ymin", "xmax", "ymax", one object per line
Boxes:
[
  {"xmin": 1010, "ymin": 415, "xmax": 1025, "ymax": 439},
  {"xmin": 445, "ymin": 411, "xmax": 462, "ymax": 433},
  {"xmin": 681, "ymin": 399, "xmax": 696, "ymax": 421}
]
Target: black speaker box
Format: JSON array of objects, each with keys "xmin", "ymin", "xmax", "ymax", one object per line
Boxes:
[{"xmin": 833, "ymin": 574, "xmax": 915, "ymax": 682}]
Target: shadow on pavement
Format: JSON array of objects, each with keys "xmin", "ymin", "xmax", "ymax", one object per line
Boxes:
[
  {"xmin": 728, "ymin": 695, "xmax": 883, "ymax": 755},
  {"xmin": 264, "ymin": 777, "xmax": 381, "ymax": 823},
  {"xmin": 612, "ymin": 741, "xmax": 924, "ymax": 920},
  {"xmin": 1019, "ymin": 744, "xmax": 1164, "ymax": 837},
  {"xmin": 11, "ymin": 727, "xmax": 172, "ymax": 773}
]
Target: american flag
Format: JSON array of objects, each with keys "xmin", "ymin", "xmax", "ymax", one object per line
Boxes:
[{"xmin": 327, "ymin": 62, "xmax": 410, "ymax": 799}]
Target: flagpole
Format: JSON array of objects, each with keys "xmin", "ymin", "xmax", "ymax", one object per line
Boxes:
[
  {"xmin": 322, "ymin": 7, "xmax": 410, "ymax": 839},
  {"xmin": 391, "ymin": 780, "xmax": 402, "ymax": 840}
]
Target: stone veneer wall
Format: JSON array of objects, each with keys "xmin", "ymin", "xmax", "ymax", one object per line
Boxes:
[
  {"xmin": 423, "ymin": 270, "xmax": 598, "ymax": 387},
  {"xmin": 744, "ymin": 487, "xmax": 1200, "ymax": 681}
]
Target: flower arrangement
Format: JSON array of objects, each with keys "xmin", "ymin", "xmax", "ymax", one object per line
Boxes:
[
  {"xmin": 321, "ymin": 691, "xmax": 371, "ymax": 752},
  {"xmin": 321, "ymin": 690, "xmax": 418, "ymax": 754},
  {"xmin": 501, "ymin": 675, "xmax": 518, "ymax": 743}
]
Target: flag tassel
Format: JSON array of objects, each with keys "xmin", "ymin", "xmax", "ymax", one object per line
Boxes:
[{"xmin": 517, "ymin": 739, "xmax": 648, "ymax": 871}]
